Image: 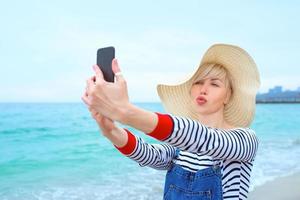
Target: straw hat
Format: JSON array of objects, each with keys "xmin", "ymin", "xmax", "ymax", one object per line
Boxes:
[{"xmin": 156, "ymin": 44, "xmax": 261, "ymax": 128}]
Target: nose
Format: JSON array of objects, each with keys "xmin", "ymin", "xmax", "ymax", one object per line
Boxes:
[{"xmin": 199, "ymin": 83, "xmax": 208, "ymax": 95}]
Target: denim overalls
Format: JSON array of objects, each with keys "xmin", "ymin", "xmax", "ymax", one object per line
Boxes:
[{"xmin": 163, "ymin": 149, "xmax": 223, "ymax": 200}]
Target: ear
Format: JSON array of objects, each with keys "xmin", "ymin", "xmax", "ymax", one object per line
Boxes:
[{"xmin": 224, "ymin": 88, "xmax": 232, "ymax": 105}]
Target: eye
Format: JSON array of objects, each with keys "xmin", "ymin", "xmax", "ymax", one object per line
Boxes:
[
  {"xmin": 193, "ymin": 81, "xmax": 203, "ymax": 85},
  {"xmin": 211, "ymin": 83, "xmax": 219, "ymax": 87}
]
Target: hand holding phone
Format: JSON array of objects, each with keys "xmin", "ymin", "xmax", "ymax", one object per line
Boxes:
[{"xmin": 97, "ymin": 46, "xmax": 115, "ymax": 82}]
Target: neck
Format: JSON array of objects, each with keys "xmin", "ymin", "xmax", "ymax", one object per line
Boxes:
[{"xmin": 197, "ymin": 108, "xmax": 232, "ymax": 129}]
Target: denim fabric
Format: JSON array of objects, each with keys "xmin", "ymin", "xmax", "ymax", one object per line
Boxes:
[{"xmin": 163, "ymin": 150, "xmax": 222, "ymax": 200}]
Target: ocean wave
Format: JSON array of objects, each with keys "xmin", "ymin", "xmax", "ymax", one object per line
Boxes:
[
  {"xmin": 249, "ymin": 137, "xmax": 300, "ymax": 191},
  {"xmin": 0, "ymin": 127, "xmax": 53, "ymax": 135},
  {"xmin": 0, "ymin": 169, "xmax": 166, "ymax": 200}
]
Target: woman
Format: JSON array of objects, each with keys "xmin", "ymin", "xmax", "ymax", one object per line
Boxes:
[{"xmin": 82, "ymin": 44, "xmax": 261, "ymax": 200}]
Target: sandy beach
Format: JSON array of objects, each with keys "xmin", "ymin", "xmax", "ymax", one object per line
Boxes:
[{"xmin": 248, "ymin": 172, "xmax": 300, "ymax": 200}]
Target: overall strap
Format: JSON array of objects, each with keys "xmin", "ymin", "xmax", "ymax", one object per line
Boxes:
[{"xmin": 175, "ymin": 148, "xmax": 180, "ymax": 157}]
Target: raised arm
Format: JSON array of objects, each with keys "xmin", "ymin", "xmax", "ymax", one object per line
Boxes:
[{"xmin": 121, "ymin": 107, "xmax": 259, "ymax": 162}]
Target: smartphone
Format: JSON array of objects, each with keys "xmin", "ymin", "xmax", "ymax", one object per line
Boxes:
[{"xmin": 97, "ymin": 46, "xmax": 115, "ymax": 82}]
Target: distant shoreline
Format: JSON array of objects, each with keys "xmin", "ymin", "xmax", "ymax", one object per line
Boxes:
[{"xmin": 256, "ymin": 101, "xmax": 300, "ymax": 104}]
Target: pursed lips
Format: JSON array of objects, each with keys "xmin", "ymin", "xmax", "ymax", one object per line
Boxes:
[{"xmin": 196, "ymin": 96, "xmax": 207, "ymax": 105}]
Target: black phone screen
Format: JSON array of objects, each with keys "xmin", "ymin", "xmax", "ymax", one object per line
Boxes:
[{"xmin": 97, "ymin": 46, "xmax": 115, "ymax": 82}]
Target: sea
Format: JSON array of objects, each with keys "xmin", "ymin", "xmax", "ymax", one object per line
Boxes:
[{"xmin": 1, "ymin": 103, "xmax": 300, "ymax": 200}]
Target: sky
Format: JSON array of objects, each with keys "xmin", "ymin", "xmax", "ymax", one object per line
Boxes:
[{"xmin": 0, "ymin": 0, "xmax": 299, "ymax": 102}]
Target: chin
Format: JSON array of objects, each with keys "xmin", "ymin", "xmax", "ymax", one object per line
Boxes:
[
  {"xmin": 197, "ymin": 109, "xmax": 211, "ymax": 115},
  {"xmin": 194, "ymin": 106, "xmax": 209, "ymax": 115}
]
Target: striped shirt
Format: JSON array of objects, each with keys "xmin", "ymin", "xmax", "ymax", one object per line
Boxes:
[{"xmin": 116, "ymin": 112, "xmax": 259, "ymax": 200}]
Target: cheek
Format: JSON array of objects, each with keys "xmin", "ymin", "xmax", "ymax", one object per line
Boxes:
[
  {"xmin": 190, "ymin": 86, "xmax": 198, "ymax": 98},
  {"xmin": 210, "ymin": 91, "xmax": 227, "ymax": 105}
]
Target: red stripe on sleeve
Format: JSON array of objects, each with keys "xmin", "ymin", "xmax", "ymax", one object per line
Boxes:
[
  {"xmin": 114, "ymin": 129, "xmax": 137, "ymax": 155},
  {"xmin": 147, "ymin": 112, "xmax": 174, "ymax": 141}
]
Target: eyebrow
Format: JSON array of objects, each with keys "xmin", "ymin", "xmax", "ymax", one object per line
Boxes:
[
  {"xmin": 210, "ymin": 78, "xmax": 222, "ymax": 81},
  {"xmin": 195, "ymin": 77, "xmax": 223, "ymax": 82}
]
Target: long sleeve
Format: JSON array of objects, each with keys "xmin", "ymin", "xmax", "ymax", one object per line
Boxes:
[
  {"xmin": 147, "ymin": 113, "xmax": 259, "ymax": 162},
  {"xmin": 115, "ymin": 129, "xmax": 176, "ymax": 170}
]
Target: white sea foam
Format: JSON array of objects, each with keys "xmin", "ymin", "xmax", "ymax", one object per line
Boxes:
[
  {"xmin": 249, "ymin": 137, "xmax": 300, "ymax": 191},
  {"xmin": 0, "ymin": 169, "xmax": 165, "ymax": 200}
]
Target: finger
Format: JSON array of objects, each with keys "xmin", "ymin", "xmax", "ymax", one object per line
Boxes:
[
  {"xmin": 91, "ymin": 75, "xmax": 96, "ymax": 82},
  {"xmin": 85, "ymin": 79, "xmax": 91, "ymax": 95},
  {"xmin": 86, "ymin": 76, "xmax": 97, "ymax": 91},
  {"xmin": 90, "ymin": 108, "xmax": 99, "ymax": 116},
  {"xmin": 88, "ymin": 107, "xmax": 94, "ymax": 113},
  {"xmin": 87, "ymin": 76, "xmax": 96, "ymax": 84},
  {"xmin": 93, "ymin": 65, "xmax": 105, "ymax": 84},
  {"xmin": 95, "ymin": 112, "xmax": 104, "ymax": 121},
  {"xmin": 86, "ymin": 78, "xmax": 96, "ymax": 94},
  {"xmin": 112, "ymin": 59, "xmax": 124, "ymax": 82},
  {"xmin": 84, "ymin": 84, "xmax": 88, "ymax": 96},
  {"xmin": 81, "ymin": 95, "xmax": 91, "ymax": 106},
  {"xmin": 88, "ymin": 107, "xmax": 103, "ymax": 119},
  {"xmin": 90, "ymin": 108, "xmax": 99, "ymax": 119}
]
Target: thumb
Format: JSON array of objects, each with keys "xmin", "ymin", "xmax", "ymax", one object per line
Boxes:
[{"xmin": 112, "ymin": 59, "xmax": 124, "ymax": 82}]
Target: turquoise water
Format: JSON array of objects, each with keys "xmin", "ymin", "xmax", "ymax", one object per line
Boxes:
[{"xmin": 1, "ymin": 103, "xmax": 300, "ymax": 199}]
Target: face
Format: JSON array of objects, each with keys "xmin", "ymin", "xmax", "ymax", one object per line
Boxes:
[{"xmin": 190, "ymin": 76, "xmax": 231, "ymax": 115}]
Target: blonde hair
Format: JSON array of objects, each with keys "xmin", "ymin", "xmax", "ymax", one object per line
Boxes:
[{"xmin": 191, "ymin": 63, "xmax": 233, "ymax": 102}]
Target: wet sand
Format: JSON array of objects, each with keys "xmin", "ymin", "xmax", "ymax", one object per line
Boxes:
[{"xmin": 248, "ymin": 172, "xmax": 300, "ymax": 200}]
